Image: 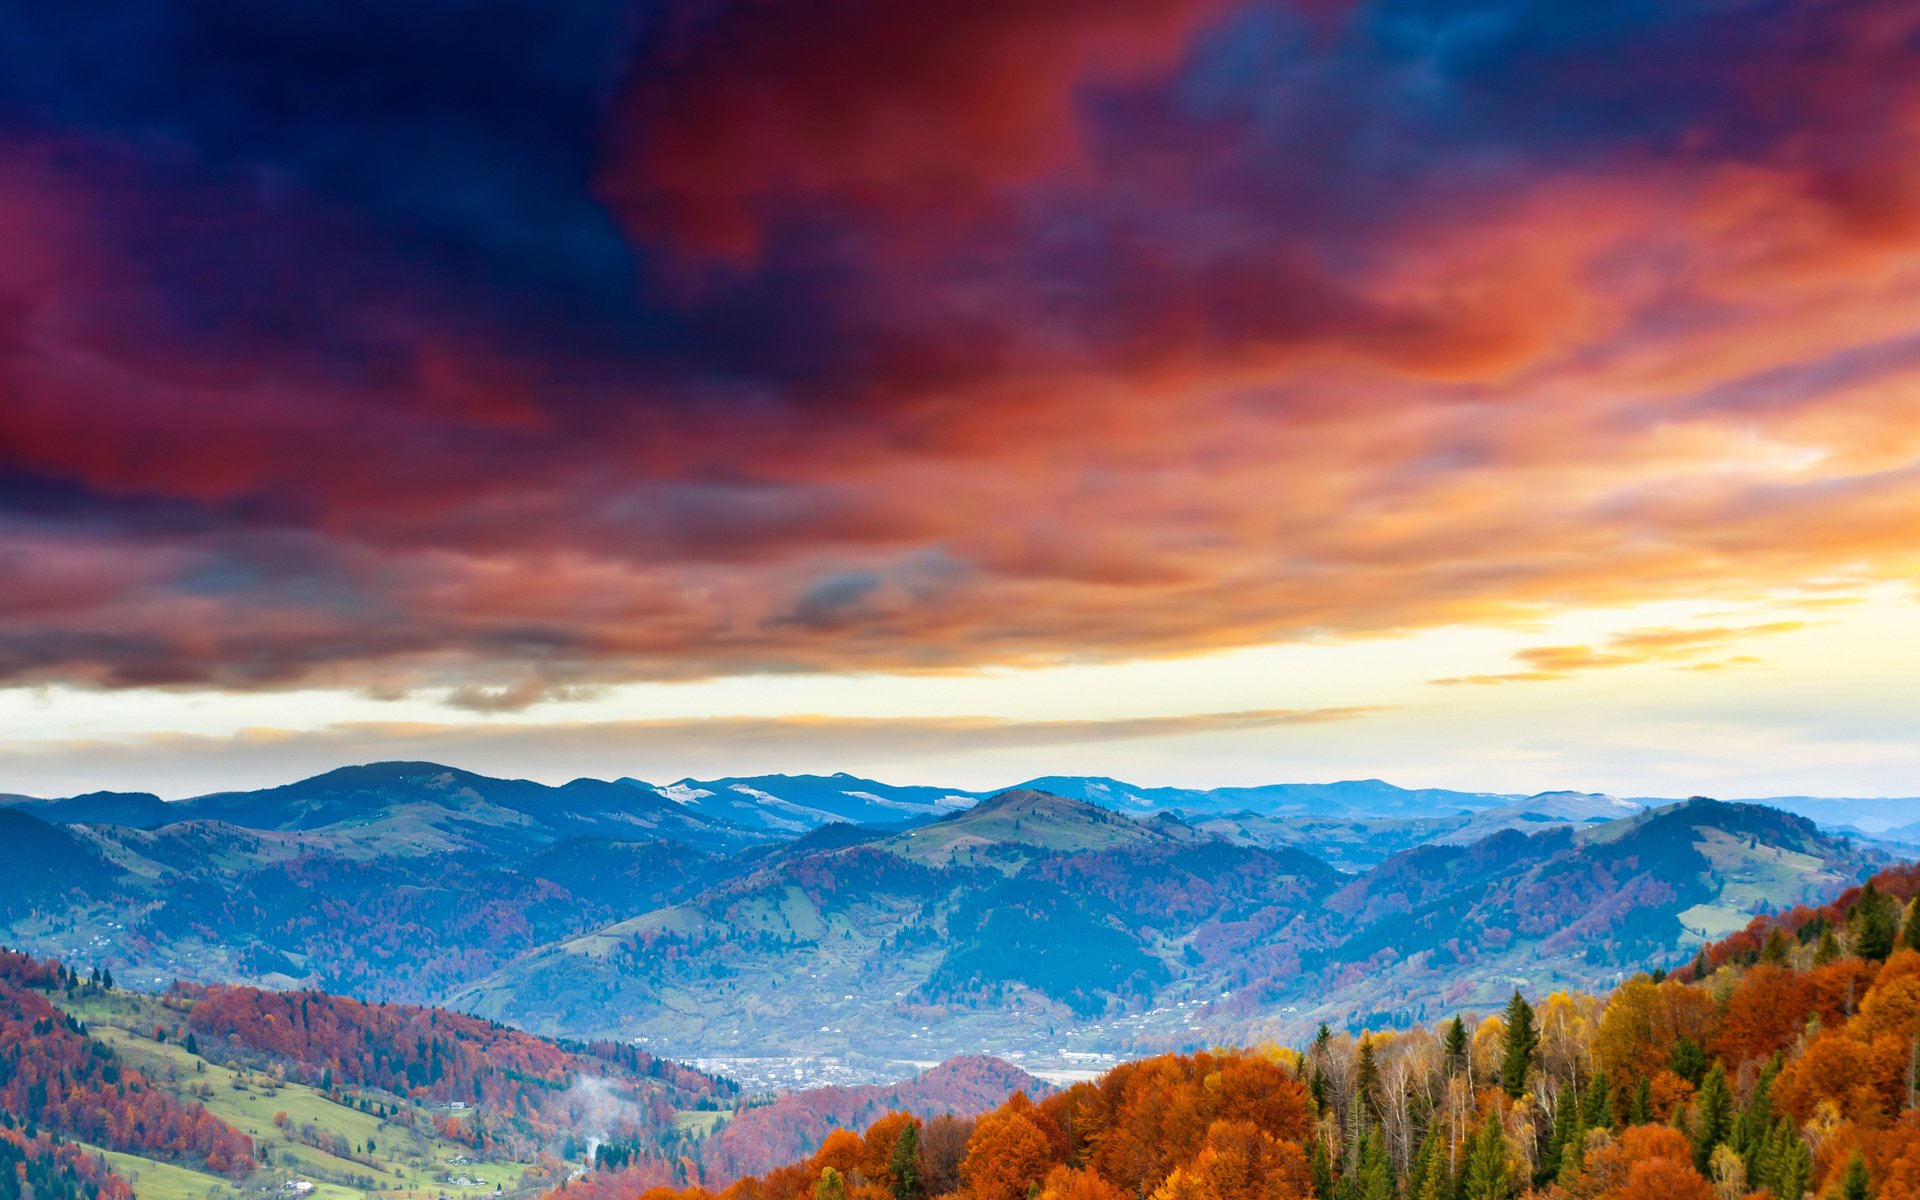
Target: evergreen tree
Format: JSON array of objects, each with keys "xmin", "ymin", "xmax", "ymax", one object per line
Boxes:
[
  {"xmin": 1629, "ymin": 1076, "xmax": 1652, "ymax": 1125},
  {"xmin": 1905, "ymin": 900, "xmax": 1920, "ymax": 953},
  {"xmin": 1582, "ymin": 1071, "xmax": 1611, "ymax": 1130},
  {"xmin": 1354, "ymin": 1128, "xmax": 1392, "ymax": 1200},
  {"xmin": 1839, "ymin": 1149, "xmax": 1873, "ymax": 1200},
  {"xmin": 1355, "ymin": 1038, "xmax": 1382, "ymax": 1124},
  {"xmin": 1409, "ymin": 1128, "xmax": 1437, "ymax": 1200},
  {"xmin": 1556, "ymin": 1128, "xmax": 1588, "ymax": 1190},
  {"xmin": 1444, "ymin": 1017, "xmax": 1468, "ymax": 1076},
  {"xmin": 1691, "ymin": 1063, "xmax": 1732, "ymax": 1171},
  {"xmin": 1671, "ymin": 1035, "xmax": 1707, "ymax": 1085},
  {"xmin": 1761, "ymin": 928, "xmax": 1791, "ymax": 965},
  {"xmin": 1461, "ymin": 1114, "xmax": 1511, "ymax": 1200},
  {"xmin": 1732, "ymin": 1056, "xmax": 1779, "ymax": 1172},
  {"xmin": 1500, "ymin": 992, "xmax": 1537, "ymax": 1099},
  {"xmin": 1310, "ymin": 1135, "xmax": 1335, "ymax": 1200},
  {"xmin": 888, "ymin": 1121, "xmax": 919, "ymax": 1200},
  {"xmin": 1815, "ymin": 925, "xmax": 1841, "ymax": 965},
  {"xmin": 1754, "ymin": 1119, "xmax": 1811, "ymax": 1200},
  {"xmin": 1857, "ymin": 882, "xmax": 1899, "ymax": 962}
]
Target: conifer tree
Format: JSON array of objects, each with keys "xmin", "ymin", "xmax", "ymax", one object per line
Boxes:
[
  {"xmin": 1355, "ymin": 1038, "xmax": 1382, "ymax": 1124},
  {"xmin": 1354, "ymin": 1129, "xmax": 1392, "ymax": 1200},
  {"xmin": 1500, "ymin": 992, "xmax": 1536, "ymax": 1099},
  {"xmin": 1556, "ymin": 1127, "xmax": 1588, "ymax": 1190},
  {"xmin": 1838, "ymin": 1149, "xmax": 1872, "ymax": 1200},
  {"xmin": 1857, "ymin": 882, "xmax": 1899, "ymax": 962},
  {"xmin": 1310, "ymin": 1135, "xmax": 1334, "ymax": 1200},
  {"xmin": 1761, "ymin": 928, "xmax": 1791, "ymax": 965},
  {"xmin": 1754, "ymin": 1119, "xmax": 1811, "ymax": 1200},
  {"xmin": 1582, "ymin": 1071, "xmax": 1611, "ymax": 1130},
  {"xmin": 1905, "ymin": 900, "xmax": 1920, "ymax": 953},
  {"xmin": 1629, "ymin": 1076, "xmax": 1652, "ymax": 1125},
  {"xmin": 1444, "ymin": 1017, "xmax": 1467, "ymax": 1076},
  {"xmin": 1691, "ymin": 1063, "xmax": 1732, "ymax": 1171},
  {"xmin": 888, "ymin": 1121, "xmax": 919, "ymax": 1200},
  {"xmin": 1815, "ymin": 925, "xmax": 1841, "ymax": 965},
  {"xmin": 1671, "ymin": 1035, "xmax": 1707, "ymax": 1085},
  {"xmin": 1461, "ymin": 1114, "xmax": 1511, "ymax": 1200}
]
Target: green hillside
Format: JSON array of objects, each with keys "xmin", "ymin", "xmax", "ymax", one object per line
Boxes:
[{"xmin": 53, "ymin": 988, "xmax": 551, "ymax": 1200}]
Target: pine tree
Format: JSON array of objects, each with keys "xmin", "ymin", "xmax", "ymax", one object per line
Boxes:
[
  {"xmin": 1815, "ymin": 925, "xmax": 1841, "ymax": 965},
  {"xmin": 1461, "ymin": 1114, "xmax": 1511, "ymax": 1200},
  {"xmin": 1761, "ymin": 928, "xmax": 1791, "ymax": 965},
  {"xmin": 1732, "ymin": 1056, "xmax": 1778, "ymax": 1171},
  {"xmin": 1409, "ymin": 1128, "xmax": 1437, "ymax": 1200},
  {"xmin": 1839, "ymin": 1149, "xmax": 1872, "ymax": 1200},
  {"xmin": 1671, "ymin": 1035, "xmax": 1707, "ymax": 1085},
  {"xmin": 1556, "ymin": 1128, "xmax": 1588, "ymax": 1189},
  {"xmin": 1500, "ymin": 992, "xmax": 1537, "ymax": 1099},
  {"xmin": 889, "ymin": 1121, "xmax": 919, "ymax": 1200},
  {"xmin": 1444, "ymin": 1017, "xmax": 1468, "ymax": 1076},
  {"xmin": 1582, "ymin": 1071, "xmax": 1611, "ymax": 1130},
  {"xmin": 1310, "ymin": 1135, "xmax": 1335, "ymax": 1200},
  {"xmin": 1355, "ymin": 1129, "xmax": 1392, "ymax": 1200},
  {"xmin": 1630, "ymin": 1076, "xmax": 1652, "ymax": 1125},
  {"xmin": 1692, "ymin": 1063, "xmax": 1732, "ymax": 1171},
  {"xmin": 1755, "ymin": 1119, "xmax": 1811, "ymax": 1200},
  {"xmin": 1905, "ymin": 900, "xmax": 1920, "ymax": 953},
  {"xmin": 1857, "ymin": 882, "xmax": 1899, "ymax": 962},
  {"xmin": 1355, "ymin": 1038, "xmax": 1382, "ymax": 1124}
]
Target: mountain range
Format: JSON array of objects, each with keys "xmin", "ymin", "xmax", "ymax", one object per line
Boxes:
[
  {"xmin": 2, "ymin": 759, "xmax": 1897, "ymax": 1079},
  {"xmin": 13, "ymin": 764, "xmax": 1915, "ymax": 840}
]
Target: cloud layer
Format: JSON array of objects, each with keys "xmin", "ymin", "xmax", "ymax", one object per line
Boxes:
[{"xmin": 3, "ymin": 0, "xmax": 1920, "ymax": 708}]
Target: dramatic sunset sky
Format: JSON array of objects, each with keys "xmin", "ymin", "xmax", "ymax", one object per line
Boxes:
[{"xmin": 3, "ymin": 0, "xmax": 1919, "ymax": 798}]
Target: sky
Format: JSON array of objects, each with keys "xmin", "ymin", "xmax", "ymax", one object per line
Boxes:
[{"xmin": 2, "ymin": 0, "xmax": 1919, "ymax": 800}]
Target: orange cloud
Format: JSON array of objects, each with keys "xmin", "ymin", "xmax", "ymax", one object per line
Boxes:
[{"xmin": 1431, "ymin": 623, "xmax": 1808, "ymax": 686}]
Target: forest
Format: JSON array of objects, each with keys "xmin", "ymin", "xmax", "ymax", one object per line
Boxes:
[
  {"xmin": 547, "ymin": 865, "xmax": 1920, "ymax": 1200},
  {"xmin": 0, "ymin": 951, "xmax": 257, "ymax": 1175}
]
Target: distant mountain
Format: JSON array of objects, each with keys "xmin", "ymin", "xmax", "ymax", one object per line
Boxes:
[
  {"xmin": 1264, "ymin": 798, "xmax": 1869, "ymax": 1038},
  {"xmin": 0, "ymin": 759, "xmax": 1895, "ymax": 1070},
  {"xmin": 1736, "ymin": 794, "xmax": 1920, "ymax": 833},
  {"xmin": 1884, "ymin": 819, "xmax": 1920, "ymax": 846},
  {"xmin": 1007, "ymin": 775, "xmax": 1520, "ymax": 818},
  {"xmin": 0, "ymin": 790, "xmax": 174, "ymax": 828},
  {"xmin": 0, "ymin": 774, "xmax": 737, "ymax": 1002},
  {"xmin": 449, "ymin": 794, "xmax": 1876, "ymax": 1061},
  {"xmin": 1189, "ymin": 792, "xmax": 1644, "ymax": 872},
  {"xmin": 446, "ymin": 789, "xmax": 1342, "ymax": 1049},
  {"xmin": 1434, "ymin": 790, "xmax": 1643, "ymax": 844},
  {"xmin": 620, "ymin": 772, "xmax": 974, "ymax": 833},
  {"xmin": 175, "ymin": 761, "xmax": 751, "ymax": 853},
  {"xmin": 0, "ymin": 809, "xmax": 119, "ymax": 918},
  {"xmin": 882, "ymin": 788, "xmax": 1201, "ymax": 868}
]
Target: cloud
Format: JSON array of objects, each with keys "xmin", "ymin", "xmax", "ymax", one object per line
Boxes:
[
  {"xmin": 1, "ymin": 1, "xmax": 1919, "ymax": 709},
  {"xmin": 1430, "ymin": 622, "xmax": 1809, "ymax": 686}
]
